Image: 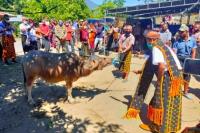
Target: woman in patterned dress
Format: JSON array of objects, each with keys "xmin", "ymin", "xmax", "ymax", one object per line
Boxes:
[
  {"xmin": 118, "ymin": 25, "xmax": 135, "ymax": 80},
  {"xmin": 0, "ymin": 15, "xmax": 16, "ymax": 65}
]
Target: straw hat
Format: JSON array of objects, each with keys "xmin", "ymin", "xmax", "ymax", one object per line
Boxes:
[{"xmin": 146, "ymin": 31, "xmax": 160, "ymax": 39}]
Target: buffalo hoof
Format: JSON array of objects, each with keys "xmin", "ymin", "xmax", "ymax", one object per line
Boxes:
[
  {"xmin": 67, "ymin": 96, "xmax": 79, "ymax": 104},
  {"xmin": 28, "ymin": 99, "xmax": 36, "ymax": 106}
]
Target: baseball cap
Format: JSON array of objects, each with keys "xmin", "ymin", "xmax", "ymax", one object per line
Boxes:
[{"xmin": 179, "ymin": 24, "xmax": 189, "ymax": 31}]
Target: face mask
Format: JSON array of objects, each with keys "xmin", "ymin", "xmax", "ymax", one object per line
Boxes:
[
  {"xmin": 24, "ymin": 21, "xmax": 28, "ymax": 25},
  {"xmin": 45, "ymin": 22, "xmax": 49, "ymax": 25},
  {"xmin": 125, "ymin": 31, "xmax": 130, "ymax": 37},
  {"xmin": 5, "ymin": 20, "xmax": 9, "ymax": 23},
  {"xmin": 147, "ymin": 43, "xmax": 153, "ymax": 50},
  {"xmin": 59, "ymin": 22, "xmax": 63, "ymax": 26}
]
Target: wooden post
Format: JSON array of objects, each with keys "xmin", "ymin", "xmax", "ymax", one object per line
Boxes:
[
  {"xmin": 187, "ymin": 13, "xmax": 191, "ymax": 25},
  {"xmin": 180, "ymin": 14, "xmax": 183, "ymax": 24}
]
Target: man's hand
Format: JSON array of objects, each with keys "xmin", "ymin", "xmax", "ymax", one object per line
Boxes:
[{"xmin": 132, "ymin": 70, "xmax": 142, "ymax": 74}]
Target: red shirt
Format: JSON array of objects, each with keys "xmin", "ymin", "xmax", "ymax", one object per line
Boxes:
[
  {"xmin": 65, "ymin": 26, "xmax": 73, "ymax": 41},
  {"xmin": 80, "ymin": 28, "xmax": 89, "ymax": 42},
  {"xmin": 39, "ymin": 24, "xmax": 50, "ymax": 37}
]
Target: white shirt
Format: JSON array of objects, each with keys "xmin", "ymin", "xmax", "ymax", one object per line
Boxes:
[
  {"xmin": 28, "ymin": 28, "xmax": 37, "ymax": 41},
  {"xmin": 119, "ymin": 34, "xmax": 135, "ymax": 49},
  {"xmin": 19, "ymin": 23, "xmax": 30, "ymax": 35},
  {"xmin": 159, "ymin": 29, "xmax": 172, "ymax": 45},
  {"xmin": 152, "ymin": 46, "xmax": 182, "ymax": 70}
]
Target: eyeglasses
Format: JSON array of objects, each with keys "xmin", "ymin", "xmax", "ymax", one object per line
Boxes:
[{"xmin": 146, "ymin": 38, "xmax": 157, "ymax": 41}]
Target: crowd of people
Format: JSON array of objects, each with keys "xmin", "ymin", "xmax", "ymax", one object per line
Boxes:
[
  {"xmin": 18, "ymin": 18, "xmax": 122, "ymax": 56},
  {"xmin": 0, "ymin": 15, "xmax": 200, "ymax": 95},
  {"xmin": 0, "ymin": 13, "xmax": 200, "ymax": 133}
]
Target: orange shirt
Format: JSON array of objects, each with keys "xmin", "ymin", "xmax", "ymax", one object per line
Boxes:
[{"xmin": 89, "ymin": 31, "xmax": 96, "ymax": 41}]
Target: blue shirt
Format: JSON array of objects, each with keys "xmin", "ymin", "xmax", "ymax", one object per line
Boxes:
[
  {"xmin": 173, "ymin": 37, "xmax": 197, "ymax": 58},
  {"xmin": 96, "ymin": 26, "xmax": 104, "ymax": 38},
  {"xmin": 0, "ymin": 21, "xmax": 6, "ymax": 36},
  {"xmin": 0, "ymin": 21, "xmax": 14, "ymax": 36}
]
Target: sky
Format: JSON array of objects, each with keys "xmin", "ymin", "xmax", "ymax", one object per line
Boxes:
[{"xmin": 91, "ymin": 0, "xmax": 144, "ymax": 7}]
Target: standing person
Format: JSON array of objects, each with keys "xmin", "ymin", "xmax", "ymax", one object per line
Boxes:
[
  {"xmin": 27, "ymin": 24, "xmax": 38, "ymax": 51},
  {"xmin": 35, "ymin": 23, "xmax": 43, "ymax": 50},
  {"xmin": 0, "ymin": 15, "xmax": 16, "ymax": 65},
  {"xmin": 65, "ymin": 21, "xmax": 74, "ymax": 53},
  {"xmin": 54, "ymin": 20, "xmax": 66, "ymax": 53},
  {"xmin": 112, "ymin": 26, "xmax": 119, "ymax": 52},
  {"xmin": 191, "ymin": 22, "xmax": 200, "ymax": 58},
  {"xmin": 39, "ymin": 20, "xmax": 50, "ymax": 52},
  {"xmin": 105, "ymin": 24, "xmax": 114, "ymax": 52},
  {"xmin": 133, "ymin": 21, "xmax": 142, "ymax": 53},
  {"xmin": 125, "ymin": 31, "xmax": 183, "ymax": 133},
  {"xmin": 172, "ymin": 24, "xmax": 197, "ymax": 99},
  {"xmin": 94, "ymin": 23, "xmax": 104, "ymax": 51},
  {"xmin": 72, "ymin": 20, "xmax": 79, "ymax": 46},
  {"xmin": 19, "ymin": 18, "xmax": 30, "ymax": 51},
  {"xmin": 159, "ymin": 23, "xmax": 172, "ymax": 47},
  {"xmin": 88, "ymin": 24, "xmax": 96, "ymax": 56},
  {"xmin": 49, "ymin": 20, "xmax": 56, "ymax": 48},
  {"xmin": 118, "ymin": 25, "xmax": 135, "ymax": 80},
  {"xmin": 79, "ymin": 25, "xmax": 89, "ymax": 57}
]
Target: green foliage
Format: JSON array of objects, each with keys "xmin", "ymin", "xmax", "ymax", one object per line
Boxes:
[
  {"xmin": 0, "ymin": 0, "xmax": 91, "ymax": 21},
  {"xmin": 91, "ymin": 1, "xmax": 117, "ymax": 18},
  {"xmin": 113, "ymin": 0, "xmax": 125, "ymax": 7},
  {"xmin": 91, "ymin": 0, "xmax": 126, "ymax": 18},
  {"xmin": 0, "ymin": 0, "xmax": 125, "ymax": 21}
]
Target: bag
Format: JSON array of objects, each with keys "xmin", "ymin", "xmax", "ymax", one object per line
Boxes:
[
  {"xmin": 68, "ymin": 44, "xmax": 72, "ymax": 52},
  {"xmin": 118, "ymin": 52, "xmax": 127, "ymax": 69},
  {"xmin": 112, "ymin": 56, "xmax": 120, "ymax": 68},
  {"xmin": 25, "ymin": 38, "xmax": 30, "ymax": 46}
]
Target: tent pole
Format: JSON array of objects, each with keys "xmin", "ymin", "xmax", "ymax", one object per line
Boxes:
[{"xmin": 199, "ymin": 8, "xmax": 200, "ymax": 21}]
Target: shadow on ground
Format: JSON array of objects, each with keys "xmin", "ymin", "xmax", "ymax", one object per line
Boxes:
[
  {"xmin": 189, "ymin": 87, "xmax": 200, "ymax": 99},
  {"xmin": 0, "ymin": 58, "xmax": 124, "ymax": 133},
  {"xmin": 112, "ymin": 70, "xmax": 123, "ymax": 79}
]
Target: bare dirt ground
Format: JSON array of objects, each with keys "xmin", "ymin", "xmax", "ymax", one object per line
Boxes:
[{"xmin": 0, "ymin": 40, "xmax": 199, "ymax": 133}]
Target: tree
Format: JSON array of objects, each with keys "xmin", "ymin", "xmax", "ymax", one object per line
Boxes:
[
  {"xmin": 113, "ymin": 0, "xmax": 125, "ymax": 7},
  {"xmin": 0, "ymin": 0, "xmax": 91, "ymax": 21},
  {"xmin": 91, "ymin": 1, "xmax": 117, "ymax": 18},
  {"xmin": 91, "ymin": 0, "xmax": 125, "ymax": 18},
  {"xmin": 0, "ymin": 0, "xmax": 25, "ymax": 14}
]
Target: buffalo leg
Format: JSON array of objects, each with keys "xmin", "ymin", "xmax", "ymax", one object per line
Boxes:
[
  {"xmin": 65, "ymin": 81, "xmax": 75, "ymax": 103},
  {"xmin": 26, "ymin": 77, "xmax": 35, "ymax": 105}
]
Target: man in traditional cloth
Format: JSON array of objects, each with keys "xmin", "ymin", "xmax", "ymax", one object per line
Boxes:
[
  {"xmin": 0, "ymin": 15, "xmax": 16, "ymax": 65},
  {"xmin": 118, "ymin": 25, "xmax": 135, "ymax": 80},
  {"xmin": 54, "ymin": 20, "xmax": 66, "ymax": 53},
  {"xmin": 124, "ymin": 31, "xmax": 183, "ymax": 133}
]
